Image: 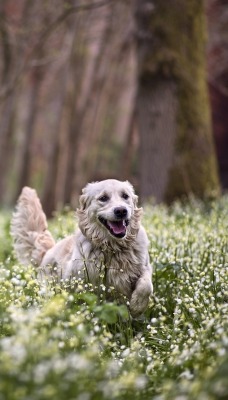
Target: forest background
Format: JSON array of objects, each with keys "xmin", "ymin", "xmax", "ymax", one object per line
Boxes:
[{"xmin": 0, "ymin": 0, "xmax": 227, "ymax": 217}]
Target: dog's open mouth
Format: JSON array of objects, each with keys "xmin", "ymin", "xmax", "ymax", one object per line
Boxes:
[{"xmin": 98, "ymin": 217, "xmax": 129, "ymax": 238}]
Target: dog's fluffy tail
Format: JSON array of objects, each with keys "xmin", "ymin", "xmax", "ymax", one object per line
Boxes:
[{"xmin": 11, "ymin": 187, "xmax": 55, "ymax": 266}]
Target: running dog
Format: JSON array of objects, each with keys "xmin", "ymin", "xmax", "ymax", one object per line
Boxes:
[{"xmin": 11, "ymin": 179, "xmax": 153, "ymax": 317}]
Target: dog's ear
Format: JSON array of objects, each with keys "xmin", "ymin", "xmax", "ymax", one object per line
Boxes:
[
  {"xmin": 125, "ymin": 181, "xmax": 138, "ymax": 207},
  {"xmin": 79, "ymin": 194, "xmax": 89, "ymax": 211},
  {"xmin": 78, "ymin": 185, "xmax": 89, "ymax": 210},
  {"xmin": 78, "ymin": 182, "xmax": 96, "ymax": 210},
  {"xmin": 133, "ymin": 194, "xmax": 139, "ymax": 207}
]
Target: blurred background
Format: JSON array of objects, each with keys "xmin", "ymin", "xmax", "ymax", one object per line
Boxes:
[{"xmin": 0, "ymin": 0, "xmax": 227, "ymax": 216}]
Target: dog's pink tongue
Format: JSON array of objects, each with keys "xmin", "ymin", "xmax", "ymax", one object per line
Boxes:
[{"xmin": 108, "ymin": 220, "xmax": 126, "ymax": 235}]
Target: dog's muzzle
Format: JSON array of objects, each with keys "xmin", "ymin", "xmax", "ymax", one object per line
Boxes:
[{"xmin": 98, "ymin": 207, "xmax": 129, "ymax": 239}]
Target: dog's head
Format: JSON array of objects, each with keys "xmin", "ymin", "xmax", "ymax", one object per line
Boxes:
[{"xmin": 77, "ymin": 179, "xmax": 142, "ymax": 247}]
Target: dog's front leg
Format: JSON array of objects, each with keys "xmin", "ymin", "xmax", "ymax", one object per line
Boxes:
[{"xmin": 129, "ymin": 270, "xmax": 153, "ymax": 318}]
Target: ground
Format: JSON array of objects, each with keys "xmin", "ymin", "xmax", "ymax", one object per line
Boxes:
[{"xmin": 0, "ymin": 197, "xmax": 227, "ymax": 400}]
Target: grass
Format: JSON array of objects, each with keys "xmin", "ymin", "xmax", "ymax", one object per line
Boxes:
[{"xmin": 0, "ymin": 197, "xmax": 227, "ymax": 400}]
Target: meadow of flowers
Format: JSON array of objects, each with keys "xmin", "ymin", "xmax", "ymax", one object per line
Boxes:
[{"xmin": 0, "ymin": 197, "xmax": 227, "ymax": 400}]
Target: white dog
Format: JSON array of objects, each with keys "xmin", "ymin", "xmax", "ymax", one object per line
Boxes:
[{"xmin": 11, "ymin": 179, "xmax": 153, "ymax": 317}]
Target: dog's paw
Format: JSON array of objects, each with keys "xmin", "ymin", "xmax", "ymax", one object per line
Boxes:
[
  {"xmin": 129, "ymin": 279, "xmax": 153, "ymax": 318},
  {"xmin": 129, "ymin": 294, "xmax": 149, "ymax": 318}
]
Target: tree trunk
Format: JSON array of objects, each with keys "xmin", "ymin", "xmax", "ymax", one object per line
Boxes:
[
  {"xmin": 0, "ymin": 93, "xmax": 16, "ymax": 202},
  {"xmin": 135, "ymin": 0, "xmax": 220, "ymax": 202},
  {"xmin": 15, "ymin": 65, "xmax": 43, "ymax": 199},
  {"xmin": 0, "ymin": 0, "xmax": 15, "ymax": 202},
  {"xmin": 41, "ymin": 71, "xmax": 67, "ymax": 217},
  {"xmin": 121, "ymin": 107, "xmax": 137, "ymax": 180},
  {"xmin": 206, "ymin": 0, "xmax": 228, "ymax": 189},
  {"xmin": 41, "ymin": 26, "xmax": 75, "ymax": 217},
  {"xmin": 138, "ymin": 80, "xmax": 177, "ymax": 201},
  {"xmin": 62, "ymin": 19, "xmax": 87, "ymax": 206}
]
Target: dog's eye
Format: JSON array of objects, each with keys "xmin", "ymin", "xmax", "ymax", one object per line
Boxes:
[
  {"xmin": 122, "ymin": 193, "xmax": 129, "ymax": 200},
  {"xmin": 98, "ymin": 194, "xmax": 109, "ymax": 202}
]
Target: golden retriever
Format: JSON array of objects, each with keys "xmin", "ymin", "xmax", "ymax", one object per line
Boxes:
[{"xmin": 11, "ymin": 179, "xmax": 153, "ymax": 317}]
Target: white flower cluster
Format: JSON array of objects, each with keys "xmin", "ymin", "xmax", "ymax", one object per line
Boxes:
[{"xmin": 0, "ymin": 196, "xmax": 227, "ymax": 399}]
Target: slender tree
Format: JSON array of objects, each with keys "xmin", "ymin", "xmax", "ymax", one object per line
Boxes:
[
  {"xmin": 0, "ymin": 0, "xmax": 32, "ymax": 203},
  {"xmin": 0, "ymin": 1, "xmax": 15, "ymax": 201},
  {"xmin": 135, "ymin": 0, "xmax": 220, "ymax": 202},
  {"xmin": 15, "ymin": 61, "xmax": 44, "ymax": 198},
  {"xmin": 62, "ymin": 16, "xmax": 88, "ymax": 206}
]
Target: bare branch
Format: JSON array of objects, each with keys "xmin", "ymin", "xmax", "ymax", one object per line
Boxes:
[
  {"xmin": 36, "ymin": 0, "xmax": 113, "ymax": 48},
  {"xmin": 0, "ymin": 0, "xmax": 114, "ymax": 101}
]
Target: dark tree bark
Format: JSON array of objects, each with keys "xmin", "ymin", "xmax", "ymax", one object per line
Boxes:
[
  {"xmin": 135, "ymin": 0, "xmax": 220, "ymax": 202},
  {"xmin": 206, "ymin": 0, "xmax": 228, "ymax": 189}
]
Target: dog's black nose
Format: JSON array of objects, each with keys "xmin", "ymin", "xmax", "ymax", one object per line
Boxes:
[{"xmin": 114, "ymin": 207, "xmax": 128, "ymax": 219}]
